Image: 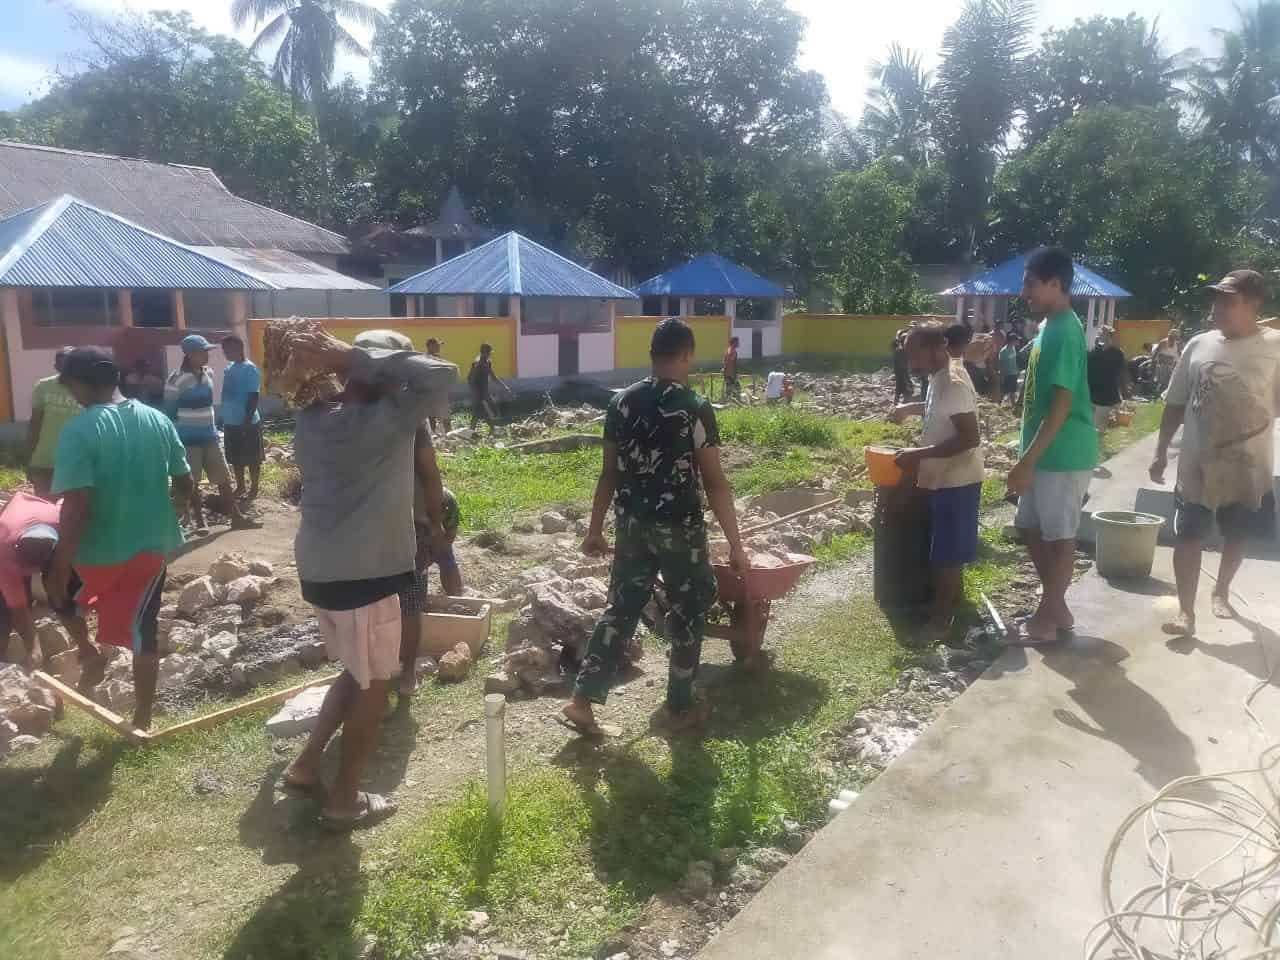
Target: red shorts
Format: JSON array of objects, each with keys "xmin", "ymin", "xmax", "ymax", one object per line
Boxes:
[{"xmin": 75, "ymin": 552, "xmax": 167, "ymax": 655}]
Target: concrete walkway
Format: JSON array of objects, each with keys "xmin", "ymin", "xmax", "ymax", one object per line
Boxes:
[{"xmin": 699, "ymin": 427, "xmax": 1280, "ymax": 959}]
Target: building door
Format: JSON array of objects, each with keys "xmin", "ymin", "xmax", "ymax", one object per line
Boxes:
[
  {"xmin": 751, "ymin": 328, "xmax": 763, "ymax": 360},
  {"xmin": 558, "ymin": 332, "xmax": 579, "ymax": 377},
  {"xmin": 388, "ymin": 279, "xmax": 406, "ymax": 317}
]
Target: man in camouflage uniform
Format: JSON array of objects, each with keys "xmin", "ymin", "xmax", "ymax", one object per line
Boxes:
[{"xmin": 562, "ymin": 318, "xmax": 749, "ymax": 736}]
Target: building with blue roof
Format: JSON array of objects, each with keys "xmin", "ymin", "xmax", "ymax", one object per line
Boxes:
[
  {"xmin": 939, "ymin": 251, "xmax": 1132, "ymax": 345},
  {"xmin": 632, "ymin": 253, "xmax": 786, "ymax": 359},
  {"xmin": 388, "ymin": 232, "xmax": 639, "ymax": 378}
]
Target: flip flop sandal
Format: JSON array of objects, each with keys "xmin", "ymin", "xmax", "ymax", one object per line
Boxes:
[
  {"xmin": 320, "ymin": 791, "xmax": 397, "ymax": 831},
  {"xmin": 1006, "ymin": 621, "xmax": 1061, "ymax": 647},
  {"xmin": 231, "ymin": 517, "xmax": 264, "ymax": 531},
  {"xmin": 192, "ymin": 526, "xmax": 211, "ymax": 537},
  {"xmin": 555, "ymin": 714, "xmax": 619, "ymax": 738}
]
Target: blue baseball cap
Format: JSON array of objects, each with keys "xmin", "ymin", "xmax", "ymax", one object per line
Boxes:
[{"xmin": 181, "ymin": 334, "xmax": 214, "ymax": 354}]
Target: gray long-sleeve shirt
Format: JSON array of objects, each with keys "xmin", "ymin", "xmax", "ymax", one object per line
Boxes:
[{"xmin": 293, "ymin": 347, "xmax": 457, "ymax": 583}]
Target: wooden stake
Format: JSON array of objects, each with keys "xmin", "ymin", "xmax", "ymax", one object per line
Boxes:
[
  {"xmin": 147, "ymin": 673, "xmax": 340, "ymax": 741},
  {"xmin": 739, "ymin": 497, "xmax": 844, "ymax": 537},
  {"xmin": 32, "ymin": 671, "xmax": 151, "ymax": 744}
]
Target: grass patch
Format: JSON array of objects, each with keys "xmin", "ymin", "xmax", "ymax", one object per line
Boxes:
[
  {"xmin": 0, "ymin": 462, "xmax": 25, "ymax": 493},
  {"xmin": 728, "ymin": 449, "xmax": 820, "ymax": 495},
  {"xmin": 1101, "ymin": 402, "xmax": 1164, "ymax": 460},
  {"xmin": 718, "ymin": 407, "xmax": 837, "ymax": 448},
  {"xmin": 980, "ymin": 474, "xmax": 1008, "ymax": 510},
  {"xmin": 963, "ymin": 527, "xmax": 1021, "ymax": 604},
  {"xmin": 812, "ymin": 532, "xmax": 870, "ymax": 568},
  {"xmin": 440, "ymin": 446, "xmax": 600, "ymax": 532}
]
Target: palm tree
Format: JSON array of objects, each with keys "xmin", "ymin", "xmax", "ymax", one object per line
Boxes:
[
  {"xmin": 861, "ymin": 44, "xmax": 935, "ymax": 166},
  {"xmin": 231, "ymin": 0, "xmax": 385, "ymax": 108},
  {"xmin": 1187, "ymin": 1, "xmax": 1280, "ymax": 171},
  {"xmin": 934, "ymin": 0, "xmax": 1036, "ymax": 260}
]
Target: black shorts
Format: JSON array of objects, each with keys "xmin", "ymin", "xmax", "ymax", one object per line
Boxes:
[
  {"xmin": 223, "ymin": 423, "xmax": 264, "ymax": 467},
  {"xmin": 1001, "ymin": 374, "xmax": 1019, "ymax": 396},
  {"xmin": 1173, "ymin": 491, "xmax": 1277, "ymax": 543}
]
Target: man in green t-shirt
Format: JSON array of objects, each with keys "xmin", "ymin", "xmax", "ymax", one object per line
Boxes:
[
  {"xmin": 46, "ymin": 347, "xmax": 194, "ymax": 730},
  {"xmin": 25, "ymin": 347, "xmax": 79, "ymax": 498},
  {"xmin": 1007, "ymin": 248, "xmax": 1098, "ymax": 646},
  {"xmin": 561, "ymin": 319, "xmax": 749, "ymax": 737}
]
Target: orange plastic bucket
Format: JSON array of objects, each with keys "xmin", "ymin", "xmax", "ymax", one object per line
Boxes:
[
  {"xmin": 1113, "ymin": 410, "xmax": 1133, "ymax": 427},
  {"xmin": 865, "ymin": 445, "xmax": 904, "ymax": 487}
]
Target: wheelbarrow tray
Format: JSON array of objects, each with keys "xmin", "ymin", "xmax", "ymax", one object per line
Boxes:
[{"xmin": 713, "ymin": 552, "xmax": 816, "ymax": 603}]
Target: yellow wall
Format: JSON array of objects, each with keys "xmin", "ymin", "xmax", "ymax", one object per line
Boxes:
[
  {"xmin": 614, "ymin": 315, "xmax": 732, "ymax": 369},
  {"xmin": 783, "ymin": 314, "xmax": 951, "ymax": 357},
  {"xmin": 1112, "ymin": 319, "xmax": 1171, "ymax": 360},
  {"xmin": 248, "ymin": 316, "xmax": 517, "ymax": 379}
]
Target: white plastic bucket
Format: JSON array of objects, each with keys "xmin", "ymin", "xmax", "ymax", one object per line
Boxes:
[{"xmin": 1093, "ymin": 511, "xmax": 1165, "ymax": 578}]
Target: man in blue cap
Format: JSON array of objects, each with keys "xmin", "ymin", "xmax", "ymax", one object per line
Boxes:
[{"xmin": 165, "ymin": 334, "xmax": 259, "ymax": 534}]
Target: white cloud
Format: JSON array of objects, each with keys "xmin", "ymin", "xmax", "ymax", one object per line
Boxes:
[{"xmin": 0, "ymin": 52, "xmax": 56, "ymax": 103}]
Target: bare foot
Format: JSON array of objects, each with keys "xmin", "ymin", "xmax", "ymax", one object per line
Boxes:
[
  {"xmin": 1161, "ymin": 611, "xmax": 1196, "ymax": 637},
  {"xmin": 1211, "ymin": 593, "xmax": 1235, "ymax": 619},
  {"xmin": 398, "ymin": 669, "xmax": 417, "ymax": 698},
  {"xmin": 561, "ymin": 700, "xmax": 603, "ymax": 737},
  {"xmin": 1007, "ymin": 615, "xmax": 1059, "ymax": 647},
  {"xmin": 666, "ymin": 700, "xmax": 711, "ymax": 733},
  {"xmin": 283, "ymin": 760, "xmax": 322, "ymax": 791}
]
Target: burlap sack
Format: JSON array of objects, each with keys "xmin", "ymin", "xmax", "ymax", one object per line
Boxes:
[{"xmin": 263, "ymin": 317, "xmax": 345, "ymax": 406}]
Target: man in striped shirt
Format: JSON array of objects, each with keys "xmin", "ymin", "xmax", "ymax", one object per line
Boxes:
[{"xmin": 165, "ymin": 335, "xmax": 260, "ymax": 535}]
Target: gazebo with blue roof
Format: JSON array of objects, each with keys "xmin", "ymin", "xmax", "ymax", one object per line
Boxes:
[
  {"xmin": 632, "ymin": 253, "xmax": 787, "ymax": 358},
  {"xmin": 940, "ymin": 251, "xmax": 1132, "ymax": 345}
]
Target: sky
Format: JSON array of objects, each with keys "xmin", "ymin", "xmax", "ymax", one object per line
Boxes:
[{"xmin": 0, "ymin": 0, "xmax": 1246, "ymax": 118}]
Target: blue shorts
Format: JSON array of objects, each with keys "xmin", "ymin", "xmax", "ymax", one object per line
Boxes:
[{"xmin": 928, "ymin": 482, "xmax": 982, "ymax": 567}]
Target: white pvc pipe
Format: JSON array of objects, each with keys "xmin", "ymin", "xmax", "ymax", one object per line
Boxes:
[{"xmin": 484, "ymin": 693, "xmax": 507, "ymax": 819}]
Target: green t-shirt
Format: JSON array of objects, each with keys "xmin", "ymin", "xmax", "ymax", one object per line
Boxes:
[
  {"xmin": 51, "ymin": 400, "xmax": 191, "ymax": 567},
  {"xmin": 29, "ymin": 375, "xmax": 81, "ymax": 469},
  {"xmin": 606, "ymin": 377, "xmax": 720, "ymax": 523},
  {"xmin": 1020, "ymin": 310, "xmax": 1099, "ymax": 472},
  {"xmin": 998, "ymin": 344, "xmax": 1019, "ymax": 377}
]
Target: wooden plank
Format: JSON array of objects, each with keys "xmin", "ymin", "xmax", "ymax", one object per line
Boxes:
[
  {"xmin": 33, "ymin": 670, "xmax": 151, "ymax": 744},
  {"xmin": 147, "ymin": 673, "xmax": 340, "ymax": 742}
]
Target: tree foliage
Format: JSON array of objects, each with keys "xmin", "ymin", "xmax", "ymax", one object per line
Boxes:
[
  {"xmin": 1021, "ymin": 15, "xmax": 1189, "ymax": 146},
  {"xmin": 860, "ymin": 44, "xmax": 934, "ymax": 166},
  {"xmin": 990, "ymin": 105, "xmax": 1275, "ymax": 316},
  {"xmin": 825, "ymin": 161, "xmax": 933, "ymax": 315}
]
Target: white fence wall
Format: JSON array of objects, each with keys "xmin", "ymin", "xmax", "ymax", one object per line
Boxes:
[
  {"xmin": 517, "ymin": 333, "xmax": 559, "ymax": 378},
  {"xmin": 578, "ymin": 332, "xmax": 614, "ymax": 373}
]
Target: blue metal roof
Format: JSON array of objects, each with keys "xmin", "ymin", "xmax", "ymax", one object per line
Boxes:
[
  {"xmin": 632, "ymin": 253, "xmax": 786, "ymax": 299},
  {"xmin": 0, "ymin": 195, "xmax": 274, "ymax": 290},
  {"xmin": 386, "ymin": 232, "xmax": 636, "ymax": 299},
  {"xmin": 940, "ymin": 252, "xmax": 1132, "ymax": 298}
]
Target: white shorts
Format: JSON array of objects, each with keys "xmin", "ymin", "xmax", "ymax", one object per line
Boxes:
[
  {"xmin": 1016, "ymin": 469, "xmax": 1092, "ymax": 542},
  {"xmin": 317, "ymin": 594, "xmax": 401, "ymax": 689},
  {"xmin": 1092, "ymin": 404, "xmax": 1115, "ymax": 430}
]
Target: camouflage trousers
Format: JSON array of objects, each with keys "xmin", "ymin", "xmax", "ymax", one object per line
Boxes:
[{"xmin": 574, "ymin": 514, "xmax": 718, "ymax": 709}]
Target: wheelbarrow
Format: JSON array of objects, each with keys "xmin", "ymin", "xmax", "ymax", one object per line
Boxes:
[{"xmin": 644, "ymin": 551, "xmax": 816, "ymax": 670}]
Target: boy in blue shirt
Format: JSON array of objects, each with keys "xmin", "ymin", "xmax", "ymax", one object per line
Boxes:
[
  {"xmin": 220, "ymin": 335, "xmax": 264, "ymax": 501},
  {"xmin": 164, "ymin": 334, "xmax": 259, "ymax": 535}
]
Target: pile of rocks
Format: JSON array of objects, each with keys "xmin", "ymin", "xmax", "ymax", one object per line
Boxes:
[
  {"xmin": 0, "ymin": 663, "xmax": 61, "ymax": 757},
  {"xmin": 789, "ymin": 370, "xmax": 896, "ymax": 418},
  {"xmin": 485, "ymin": 567, "xmax": 620, "ymax": 699},
  {"xmin": 715, "ymin": 490, "xmax": 876, "ymax": 557},
  {"xmin": 78, "ymin": 553, "xmax": 281, "ymax": 715}
]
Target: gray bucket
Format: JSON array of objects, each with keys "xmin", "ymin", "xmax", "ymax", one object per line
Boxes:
[{"xmin": 1093, "ymin": 511, "xmax": 1165, "ymax": 578}]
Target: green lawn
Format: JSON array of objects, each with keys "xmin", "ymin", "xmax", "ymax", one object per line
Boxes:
[
  {"xmin": 443, "ymin": 446, "xmax": 601, "ymax": 532},
  {"xmin": 1101, "ymin": 402, "xmax": 1164, "ymax": 459}
]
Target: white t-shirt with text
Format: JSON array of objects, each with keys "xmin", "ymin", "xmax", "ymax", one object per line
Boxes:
[{"xmin": 918, "ymin": 360, "xmax": 985, "ymax": 490}]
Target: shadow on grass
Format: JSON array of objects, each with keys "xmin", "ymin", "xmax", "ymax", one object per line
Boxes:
[
  {"xmin": 221, "ymin": 701, "xmax": 419, "ymax": 960},
  {"xmin": 0, "ymin": 733, "xmax": 126, "ymax": 882}
]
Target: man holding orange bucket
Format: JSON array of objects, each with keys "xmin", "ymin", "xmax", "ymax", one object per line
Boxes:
[{"xmin": 891, "ymin": 325, "xmax": 984, "ymax": 643}]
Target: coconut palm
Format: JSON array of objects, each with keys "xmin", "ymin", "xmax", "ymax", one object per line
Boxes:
[
  {"xmin": 231, "ymin": 0, "xmax": 385, "ymax": 106},
  {"xmin": 861, "ymin": 44, "xmax": 935, "ymax": 166},
  {"xmin": 1187, "ymin": 1, "xmax": 1280, "ymax": 170}
]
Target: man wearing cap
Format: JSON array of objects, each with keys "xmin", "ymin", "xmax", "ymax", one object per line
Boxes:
[
  {"xmin": 165, "ymin": 334, "xmax": 259, "ymax": 534},
  {"xmin": 1151, "ymin": 270, "xmax": 1280, "ymax": 636},
  {"xmin": 0, "ymin": 492, "xmax": 97, "ymax": 680},
  {"xmin": 1087, "ymin": 326, "xmax": 1129, "ymax": 433},
  {"xmin": 45, "ymin": 347, "xmax": 195, "ymax": 730},
  {"xmin": 219, "ymin": 335, "xmax": 264, "ymax": 501},
  {"xmin": 280, "ymin": 327, "xmax": 453, "ymax": 828},
  {"xmin": 425, "ymin": 337, "xmax": 452, "ymax": 434},
  {"xmin": 25, "ymin": 347, "xmax": 79, "ymax": 499}
]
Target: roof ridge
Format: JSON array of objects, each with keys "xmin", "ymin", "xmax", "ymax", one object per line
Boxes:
[
  {"xmin": 0, "ymin": 140, "xmax": 215, "ymax": 173},
  {"xmin": 0, "ymin": 196, "xmax": 69, "ymax": 281},
  {"xmin": 0, "ymin": 194, "xmax": 277, "ymax": 289}
]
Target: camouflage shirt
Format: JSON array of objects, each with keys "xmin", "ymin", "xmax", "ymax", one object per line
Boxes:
[{"xmin": 606, "ymin": 377, "xmax": 720, "ymax": 523}]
